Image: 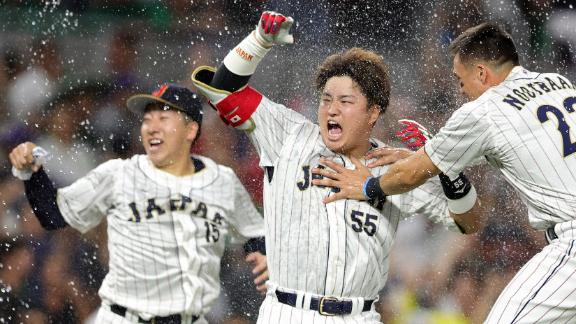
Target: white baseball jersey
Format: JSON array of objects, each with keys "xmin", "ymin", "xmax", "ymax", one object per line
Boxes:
[
  {"xmin": 425, "ymin": 66, "xmax": 576, "ymax": 323},
  {"xmin": 56, "ymin": 154, "xmax": 264, "ymax": 317},
  {"xmin": 425, "ymin": 66, "xmax": 576, "ymax": 230},
  {"xmin": 241, "ymin": 94, "xmax": 457, "ymax": 322}
]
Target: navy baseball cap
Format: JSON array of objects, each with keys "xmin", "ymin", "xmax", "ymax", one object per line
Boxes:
[{"xmin": 127, "ymin": 84, "xmax": 203, "ymax": 124}]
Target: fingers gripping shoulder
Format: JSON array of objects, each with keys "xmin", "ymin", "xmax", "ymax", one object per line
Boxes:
[{"xmin": 192, "ymin": 66, "xmax": 262, "ymax": 130}]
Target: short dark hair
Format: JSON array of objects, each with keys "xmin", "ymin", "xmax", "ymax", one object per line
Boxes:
[
  {"xmin": 315, "ymin": 48, "xmax": 391, "ymax": 113},
  {"xmin": 449, "ymin": 22, "xmax": 519, "ymax": 67}
]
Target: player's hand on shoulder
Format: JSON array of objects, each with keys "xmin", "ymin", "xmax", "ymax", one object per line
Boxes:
[
  {"xmin": 312, "ymin": 157, "xmax": 371, "ymax": 203},
  {"xmin": 253, "ymin": 11, "xmax": 294, "ymax": 47},
  {"xmin": 246, "ymin": 252, "xmax": 268, "ymax": 295},
  {"xmin": 396, "ymin": 119, "xmax": 433, "ymax": 151},
  {"xmin": 9, "ymin": 142, "xmax": 38, "ymax": 171},
  {"xmin": 365, "ymin": 146, "xmax": 413, "ymax": 168}
]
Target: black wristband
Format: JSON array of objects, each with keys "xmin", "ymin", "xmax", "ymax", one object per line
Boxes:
[
  {"xmin": 438, "ymin": 172, "xmax": 471, "ymax": 200},
  {"xmin": 364, "ymin": 176, "xmax": 387, "ymax": 200}
]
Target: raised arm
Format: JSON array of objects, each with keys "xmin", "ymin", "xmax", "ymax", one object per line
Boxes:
[
  {"xmin": 210, "ymin": 11, "xmax": 294, "ymax": 92},
  {"xmin": 9, "ymin": 142, "xmax": 68, "ymax": 230},
  {"xmin": 191, "ymin": 11, "xmax": 294, "ymax": 130}
]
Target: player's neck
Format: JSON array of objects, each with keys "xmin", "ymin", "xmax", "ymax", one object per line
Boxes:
[
  {"xmin": 345, "ymin": 141, "xmax": 372, "ymax": 160},
  {"xmin": 490, "ymin": 63, "xmax": 516, "ymax": 87},
  {"xmin": 156, "ymin": 156, "xmax": 196, "ymax": 176}
]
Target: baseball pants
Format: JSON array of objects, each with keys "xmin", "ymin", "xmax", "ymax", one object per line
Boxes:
[
  {"xmin": 94, "ymin": 304, "xmax": 207, "ymax": 324},
  {"xmin": 485, "ymin": 221, "xmax": 576, "ymax": 323}
]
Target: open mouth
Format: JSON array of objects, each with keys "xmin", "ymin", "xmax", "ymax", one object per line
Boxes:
[
  {"xmin": 327, "ymin": 120, "xmax": 342, "ymax": 139},
  {"xmin": 148, "ymin": 138, "xmax": 164, "ymax": 151}
]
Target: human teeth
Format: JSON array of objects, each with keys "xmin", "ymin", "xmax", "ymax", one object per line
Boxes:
[{"xmin": 150, "ymin": 139, "xmax": 162, "ymax": 144}]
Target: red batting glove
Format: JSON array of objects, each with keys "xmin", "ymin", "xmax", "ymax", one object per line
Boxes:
[
  {"xmin": 395, "ymin": 119, "xmax": 433, "ymax": 151},
  {"xmin": 254, "ymin": 11, "xmax": 294, "ymax": 46}
]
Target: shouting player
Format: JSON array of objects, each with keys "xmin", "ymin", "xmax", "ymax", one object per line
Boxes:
[
  {"xmin": 314, "ymin": 23, "xmax": 576, "ymax": 323},
  {"xmin": 9, "ymin": 84, "xmax": 267, "ymax": 324},
  {"xmin": 191, "ymin": 11, "xmax": 481, "ymax": 323}
]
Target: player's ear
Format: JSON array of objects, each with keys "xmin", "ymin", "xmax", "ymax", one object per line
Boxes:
[
  {"xmin": 368, "ymin": 104, "xmax": 380, "ymax": 127},
  {"xmin": 477, "ymin": 64, "xmax": 487, "ymax": 83},
  {"xmin": 186, "ymin": 121, "xmax": 200, "ymax": 142}
]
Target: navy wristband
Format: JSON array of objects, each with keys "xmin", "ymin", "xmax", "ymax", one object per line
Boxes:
[{"xmin": 363, "ymin": 176, "xmax": 386, "ymax": 200}]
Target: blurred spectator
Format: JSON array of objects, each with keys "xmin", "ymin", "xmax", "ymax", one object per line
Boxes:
[
  {"xmin": 516, "ymin": 0, "xmax": 554, "ymax": 60},
  {"xmin": 0, "ymin": 238, "xmax": 34, "ymax": 323},
  {"xmin": 34, "ymin": 236, "xmax": 98, "ymax": 323},
  {"xmin": 328, "ymin": 0, "xmax": 420, "ymax": 47},
  {"xmin": 417, "ymin": 0, "xmax": 485, "ymax": 115},
  {"xmin": 6, "ymin": 38, "xmax": 61, "ymax": 121},
  {"xmin": 0, "ymin": 44, "xmax": 46, "ymax": 178},
  {"xmin": 107, "ymin": 30, "xmax": 139, "ymax": 88},
  {"xmin": 546, "ymin": 0, "xmax": 576, "ymax": 73},
  {"xmin": 1, "ymin": 47, "xmax": 25, "ymax": 83},
  {"xmin": 36, "ymin": 87, "xmax": 100, "ymax": 186},
  {"xmin": 0, "ymin": 2, "xmax": 571, "ymax": 323},
  {"xmin": 166, "ymin": 0, "xmax": 227, "ymax": 34}
]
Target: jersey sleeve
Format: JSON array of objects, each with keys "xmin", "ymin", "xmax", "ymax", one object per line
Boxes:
[
  {"xmin": 425, "ymin": 103, "xmax": 493, "ymax": 178},
  {"xmin": 399, "ymin": 177, "xmax": 461, "ymax": 232},
  {"xmin": 248, "ymin": 96, "xmax": 310, "ymax": 166},
  {"xmin": 226, "ymin": 172, "xmax": 265, "ymax": 242},
  {"xmin": 56, "ymin": 159, "xmax": 123, "ymax": 233}
]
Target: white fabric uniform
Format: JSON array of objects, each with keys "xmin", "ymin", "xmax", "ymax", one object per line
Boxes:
[
  {"xmin": 56, "ymin": 154, "xmax": 264, "ymax": 323},
  {"xmin": 425, "ymin": 66, "xmax": 576, "ymax": 323},
  {"xmin": 243, "ymin": 95, "xmax": 457, "ymax": 323}
]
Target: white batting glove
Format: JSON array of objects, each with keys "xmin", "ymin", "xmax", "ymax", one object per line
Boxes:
[
  {"xmin": 253, "ymin": 11, "xmax": 294, "ymax": 47},
  {"xmin": 11, "ymin": 146, "xmax": 51, "ymax": 180}
]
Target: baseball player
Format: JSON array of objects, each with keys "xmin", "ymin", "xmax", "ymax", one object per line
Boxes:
[
  {"xmin": 314, "ymin": 23, "xmax": 576, "ymax": 323},
  {"xmin": 9, "ymin": 84, "xmax": 267, "ymax": 324},
  {"xmin": 190, "ymin": 11, "xmax": 481, "ymax": 323}
]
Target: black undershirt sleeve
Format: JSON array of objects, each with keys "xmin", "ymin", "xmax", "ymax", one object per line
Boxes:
[
  {"xmin": 24, "ymin": 168, "xmax": 68, "ymax": 230},
  {"xmin": 211, "ymin": 64, "xmax": 252, "ymax": 92}
]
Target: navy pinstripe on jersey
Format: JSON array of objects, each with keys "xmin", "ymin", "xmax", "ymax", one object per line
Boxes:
[
  {"xmin": 57, "ymin": 154, "xmax": 263, "ymax": 316},
  {"xmin": 246, "ymin": 96, "xmax": 455, "ymax": 302},
  {"xmin": 425, "ymin": 66, "xmax": 576, "ymax": 323},
  {"xmin": 425, "ymin": 66, "xmax": 576, "ymax": 230}
]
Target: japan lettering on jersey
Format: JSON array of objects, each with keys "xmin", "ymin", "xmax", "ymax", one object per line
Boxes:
[
  {"xmin": 56, "ymin": 154, "xmax": 264, "ymax": 316},
  {"xmin": 245, "ymin": 95, "xmax": 456, "ymax": 299},
  {"xmin": 425, "ymin": 66, "xmax": 576, "ymax": 229}
]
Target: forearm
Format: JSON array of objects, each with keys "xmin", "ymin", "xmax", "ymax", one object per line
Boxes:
[
  {"xmin": 451, "ymin": 200, "xmax": 484, "ymax": 234},
  {"xmin": 378, "ymin": 149, "xmax": 440, "ymax": 195},
  {"xmin": 436, "ymin": 170, "xmax": 482, "ymax": 234},
  {"xmin": 195, "ymin": 11, "xmax": 292, "ymax": 95},
  {"xmin": 211, "ymin": 31, "xmax": 271, "ymax": 91},
  {"xmin": 24, "ymin": 168, "xmax": 68, "ymax": 230}
]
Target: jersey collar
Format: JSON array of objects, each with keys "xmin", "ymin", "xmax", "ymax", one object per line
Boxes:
[
  {"xmin": 504, "ymin": 66, "xmax": 529, "ymax": 81},
  {"xmin": 137, "ymin": 154, "xmax": 219, "ymax": 189}
]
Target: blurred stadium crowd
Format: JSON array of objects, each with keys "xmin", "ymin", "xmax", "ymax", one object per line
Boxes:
[{"xmin": 0, "ymin": 0, "xmax": 575, "ymax": 323}]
